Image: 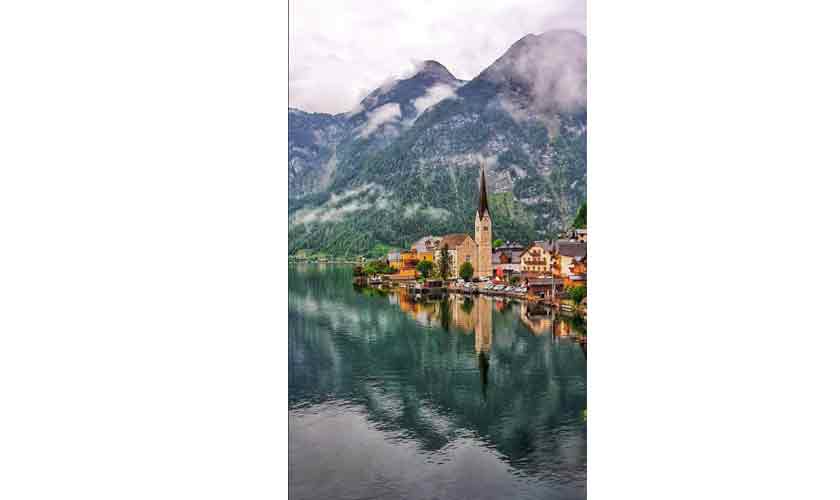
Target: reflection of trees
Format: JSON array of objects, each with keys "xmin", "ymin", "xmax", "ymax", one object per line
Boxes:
[
  {"xmin": 460, "ymin": 297, "xmax": 474, "ymax": 315},
  {"xmin": 290, "ymin": 265, "xmax": 586, "ymax": 482},
  {"xmin": 440, "ymin": 298, "xmax": 451, "ymax": 332}
]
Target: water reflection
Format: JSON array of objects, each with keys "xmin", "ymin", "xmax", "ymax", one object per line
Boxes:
[{"xmin": 290, "ymin": 264, "xmax": 586, "ymax": 500}]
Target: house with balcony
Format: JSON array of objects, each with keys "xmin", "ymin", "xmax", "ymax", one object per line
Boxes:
[{"xmin": 520, "ymin": 241, "xmax": 554, "ymax": 276}]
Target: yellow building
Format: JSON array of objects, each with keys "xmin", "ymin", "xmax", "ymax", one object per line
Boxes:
[
  {"xmin": 417, "ymin": 251, "xmax": 435, "ymax": 264},
  {"xmin": 393, "ymin": 250, "xmax": 419, "ymax": 279}
]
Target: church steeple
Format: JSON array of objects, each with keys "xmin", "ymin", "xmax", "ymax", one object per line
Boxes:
[
  {"xmin": 474, "ymin": 165, "xmax": 493, "ymax": 278},
  {"xmin": 477, "ymin": 165, "xmax": 490, "ymax": 219}
]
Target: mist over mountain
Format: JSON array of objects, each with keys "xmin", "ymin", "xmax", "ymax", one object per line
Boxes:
[{"xmin": 289, "ymin": 30, "xmax": 587, "ymax": 257}]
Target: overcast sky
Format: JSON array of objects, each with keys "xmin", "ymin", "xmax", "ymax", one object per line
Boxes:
[{"xmin": 290, "ymin": 0, "xmax": 586, "ymax": 114}]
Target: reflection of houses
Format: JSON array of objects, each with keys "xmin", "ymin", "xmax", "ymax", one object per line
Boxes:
[
  {"xmin": 575, "ymin": 228, "xmax": 587, "ymax": 242},
  {"xmin": 492, "ymin": 241, "xmax": 524, "ymax": 279},
  {"xmin": 435, "ymin": 233, "xmax": 477, "ymax": 275},
  {"xmin": 396, "ymin": 289, "xmax": 441, "ymax": 327},
  {"xmin": 518, "ymin": 302, "xmax": 554, "ymax": 336},
  {"xmin": 475, "ymin": 296, "xmax": 493, "ymax": 353},
  {"xmin": 554, "ymin": 318, "xmax": 573, "ymax": 338},
  {"xmin": 450, "ymin": 297, "xmax": 477, "ymax": 333}
]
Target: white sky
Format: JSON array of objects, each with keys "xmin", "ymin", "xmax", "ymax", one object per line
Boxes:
[{"xmin": 290, "ymin": 0, "xmax": 586, "ymax": 114}]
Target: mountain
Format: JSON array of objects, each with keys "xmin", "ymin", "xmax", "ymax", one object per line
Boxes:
[{"xmin": 289, "ymin": 30, "xmax": 587, "ymax": 257}]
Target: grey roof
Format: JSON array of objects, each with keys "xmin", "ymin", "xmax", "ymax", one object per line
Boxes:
[
  {"xmin": 554, "ymin": 241, "xmax": 587, "ymax": 258},
  {"xmin": 527, "ymin": 239, "xmax": 586, "ymax": 257}
]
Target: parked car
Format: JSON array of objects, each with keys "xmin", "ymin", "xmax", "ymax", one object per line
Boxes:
[{"xmin": 505, "ymin": 286, "xmax": 515, "ymax": 292}]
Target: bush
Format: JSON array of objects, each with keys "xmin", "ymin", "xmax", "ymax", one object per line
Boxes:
[
  {"xmin": 567, "ymin": 285, "xmax": 587, "ymax": 304},
  {"xmin": 459, "ymin": 262, "xmax": 474, "ymax": 281},
  {"xmin": 363, "ymin": 260, "xmax": 395, "ymax": 276}
]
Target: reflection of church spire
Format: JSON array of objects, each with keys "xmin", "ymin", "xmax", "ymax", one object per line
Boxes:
[
  {"xmin": 478, "ymin": 351, "xmax": 489, "ymax": 401},
  {"xmin": 474, "ymin": 297, "xmax": 493, "ymax": 401}
]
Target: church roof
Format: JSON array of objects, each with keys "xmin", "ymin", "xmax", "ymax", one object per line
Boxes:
[
  {"xmin": 477, "ymin": 166, "xmax": 490, "ymax": 219},
  {"xmin": 440, "ymin": 233, "xmax": 471, "ymax": 248}
]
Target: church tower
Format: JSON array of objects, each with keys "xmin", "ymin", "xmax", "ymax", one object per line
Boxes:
[{"xmin": 474, "ymin": 165, "xmax": 493, "ymax": 278}]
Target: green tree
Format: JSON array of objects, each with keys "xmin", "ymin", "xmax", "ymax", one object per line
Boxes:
[
  {"xmin": 459, "ymin": 262, "xmax": 474, "ymax": 281},
  {"xmin": 493, "ymin": 239, "xmax": 504, "ymax": 249},
  {"xmin": 567, "ymin": 285, "xmax": 587, "ymax": 304},
  {"xmin": 573, "ymin": 201, "xmax": 587, "ymax": 229},
  {"xmin": 416, "ymin": 260, "xmax": 434, "ymax": 278},
  {"xmin": 437, "ymin": 243, "xmax": 452, "ymax": 279}
]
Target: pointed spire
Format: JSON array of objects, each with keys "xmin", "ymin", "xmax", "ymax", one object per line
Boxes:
[{"xmin": 477, "ymin": 165, "xmax": 490, "ymax": 219}]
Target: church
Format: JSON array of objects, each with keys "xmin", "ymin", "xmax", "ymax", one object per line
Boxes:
[
  {"xmin": 429, "ymin": 165, "xmax": 493, "ymax": 279},
  {"xmin": 474, "ymin": 165, "xmax": 493, "ymax": 278}
]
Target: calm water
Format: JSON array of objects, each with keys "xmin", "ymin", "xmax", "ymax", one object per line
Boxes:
[{"xmin": 289, "ymin": 264, "xmax": 587, "ymax": 500}]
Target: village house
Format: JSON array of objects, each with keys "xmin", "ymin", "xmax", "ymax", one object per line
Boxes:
[
  {"xmin": 524, "ymin": 277, "xmax": 564, "ymax": 300},
  {"xmin": 411, "ymin": 236, "xmax": 441, "ymax": 254},
  {"xmin": 386, "ymin": 250, "xmax": 401, "ymax": 269},
  {"xmin": 492, "ymin": 241, "xmax": 524, "ymax": 279},
  {"xmin": 551, "ymin": 240, "xmax": 587, "ymax": 281},
  {"xmin": 563, "ymin": 255, "xmax": 587, "ymax": 288},
  {"xmin": 520, "ymin": 241, "xmax": 555, "ymax": 276},
  {"xmin": 392, "ymin": 249, "xmax": 418, "ymax": 279}
]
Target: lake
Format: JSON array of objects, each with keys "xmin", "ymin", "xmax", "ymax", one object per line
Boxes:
[{"xmin": 289, "ymin": 264, "xmax": 587, "ymax": 500}]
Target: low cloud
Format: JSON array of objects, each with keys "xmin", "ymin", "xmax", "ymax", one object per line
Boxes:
[
  {"xmin": 358, "ymin": 103, "xmax": 402, "ymax": 138},
  {"xmin": 291, "ymin": 184, "xmax": 382, "ymax": 225},
  {"xmin": 403, "ymin": 202, "xmax": 451, "ymax": 220},
  {"xmin": 292, "ymin": 200, "xmax": 372, "ymax": 225},
  {"xmin": 411, "ymin": 83, "xmax": 458, "ymax": 118}
]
